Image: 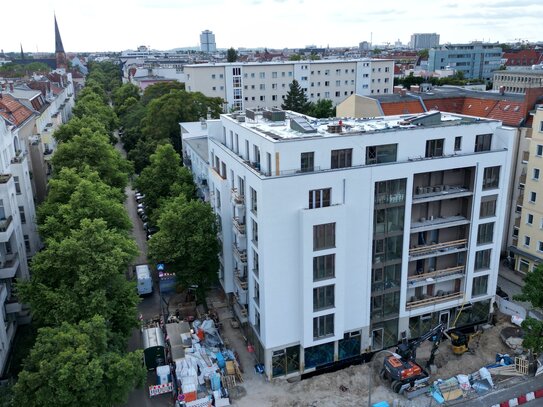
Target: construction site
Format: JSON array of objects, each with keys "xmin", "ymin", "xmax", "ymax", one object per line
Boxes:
[{"xmin": 143, "ymin": 286, "xmax": 542, "ymax": 407}]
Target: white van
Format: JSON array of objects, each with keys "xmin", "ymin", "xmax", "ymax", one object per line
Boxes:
[{"xmin": 136, "ymin": 264, "xmax": 153, "ymax": 296}]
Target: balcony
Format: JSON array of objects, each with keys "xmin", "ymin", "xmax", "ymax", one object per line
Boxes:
[
  {"xmin": 5, "ymin": 298, "xmax": 22, "ymax": 314},
  {"xmin": 407, "ymin": 265, "xmax": 465, "ymax": 286},
  {"xmin": 233, "ymin": 289, "xmax": 248, "ymax": 305},
  {"xmin": 233, "ymin": 301, "xmax": 248, "ymax": 323},
  {"xmin": 411, "ymin": 215, "xmax": 469, "ymax": 232},
  {"xmin": 11, "ymin": 152, "xmax": 27, "ymax": 164},
  {"xmin": 233, "ymin": 217, "xmax": 246, "ymax": 234},
  {"xmin": 517, "ymin": 194, "xmax": 524, "ymax": 206},
  {"xmin": 234, "ymin": 270, "xmax": 248, "ymax": 290},
  {"xmin": 231, "ymin": 188, "xmax": 245, "ymax": 205},
  {"xmin": 0, "ymin": 217, "xmax": 14, "ymax": 243},
  {"xmin": 409, "ymin": 239, "xmax": 468, "ymax": 260},
  {"xmin": 0, "ymin": 253, "xmax": 19, "ymax": 279},
  {"xmin": 406, "ymin": 291, "xmax": 463, "ymax": 310},
  {"xmin": 232, "ymin": 243, "xmax": 247, "ymax": 263},
  {"xmin": 519, "ymin": 173, "xmax": 527, "ymax": 186},
  {"xmin": 0, "ymin": 174, "xmax": 11, "ymax": 184},
  {"xmin": 413, "ymin": 185, "xmax": 472, "ymax": 203},
  {"xmin": 522, "ymin": 151, "xmax": 529, "ymax": 164}
]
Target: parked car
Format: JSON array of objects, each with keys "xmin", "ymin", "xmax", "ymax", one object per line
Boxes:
[
  {"xmin": 137, "ymin": 208, "xmax": 145, "ymax": 217},
  {"xmin": 137, "ymin": 203, "xmax": 145, "ymax": 210},
  {"xmin": 141, "ymin": 214, "xmax": 148, "ymax": 222},
  {"xmin": 496, "ymin": 286, "xmax": 509, "ymax": 301},
  {"xmin": 146, "ymin": 227, "xmax": 158, "ymax": 240}
]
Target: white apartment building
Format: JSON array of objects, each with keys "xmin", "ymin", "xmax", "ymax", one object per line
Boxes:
[
  {"xmin": 0, "ymin": 118, "xmax": 38, "ymax": 374},
  {"xmin": 182, "ymin": 108, "xmax": 514, "ymax": 380},
  {"xmin": 184, "ymin": 59, "xmax": 394, "ymax": 111}
]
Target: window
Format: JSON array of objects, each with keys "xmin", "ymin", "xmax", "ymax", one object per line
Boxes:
[
  {"xmin": 527, "ymin": 213, "xmax": 534, "ymax": 225},
  {"xmin": 313, "ymin": 254, "xmax": 335, "ymax": 281},
  {"xmin": 537, "ymin": 145, "xmax": 543, "ymax": 156},
  {"xmin": 313, "ymin": 285, "xmax": 334, "ymax": 311},
  {"xmin": 513, "ymin": 227, "xmax": 519, "ymax": 238},
  {"xmin": 324, "ymin": 81, "xmax": 330, "ymax": 86},
  {"xmin": 483, "ymin": 166, "xmax": 500, "ymax": 189},
  {"xmin": 472, "ymin": 275, "xmax": 488, "ymax": 297},
  {"xmin": 309, "ymin": 188, "xmax": 331, "ymax": 209},
  {"xmin": 250, "ymin": 187, "xmax": 258, "ymax": 214},
  {"xmin": 454, "ymin": 136, "xmax": 462, "ymax": 151},
  {"xmin": 366, "ymin": 144, "xmax": 397, "ymax": 165},
  {"xmin": 254, "ymin": 280, "xmax": 260, "ymax": 306},
  {"xmin": 260, "ymin": 96, "xmax": 265, "ymax": 101},
  {"xmin": 233, "ymin": 67, "xmax": 241, "ymax": 76},
  {"xmin": 260, "ymin": 84, "xmax": 265, "ymax": 90},
  {"xmin": 301, "ymin": 152, "xmax": 314, "ymax": 172},
  {"xmin": 525, "ymin": 235, "xmax": 531, "ymax": 246},
  {"xmin": 254, "ymin": 309, "xmax": 260, "ymax": 334},
  {"xmin": 475, "ymin": 134, "xmax": 492, "ymax": 152},
  {"xmin": 425, "ymin": 139, "xmax": 444, "ymax": 158},
  {"xmin": 530, "ymin": 191, "xmax": 537, "ymax": 203},
  {"xmin": 211, "ymin": 74, "xmax": 216, "ymax": 79},
  {"xmin": 534, "ymin": 168, "xmax": 540, "ymax": 180},
  {"xmin": 18, "ymin": 206, "xmax": 25, "ymax": 224},
  {"xmin": 313, "ymin": 314, "xmax": 334, "ymax": 339},
  {"xmin": 272, "ymin": 71, "xmax": 278, "ymax": 78},
  {"xmin": 259, "ymin": 72, "xmax": 265, "ymax": 79},
  {"xmin": 215, "ymin": 189, "xmax": 221, "ymax": 209},
  {"xmin": 313, "ymin": 223, "xmax": 336, "ymax": 251},
  {"xmin": 331, "ymin": 149, "xmax": 352, "ymax": 169},
  {"xmin": 480, "ymin": 195, "xmax": 497, "ymax": 218},
  {"xmin": 14, "ymin": 176, "xmax": 20, "ymax": 194},
  {"xmin": 23, "ymin": 234, "xmax": 30, "ymax": 253},
  {"xmin": 515, "ymin": 205, "xmax": 522, "ymax": 213},
  {"xmin": 477, "ymin": 222, "xmax": 494, "ymax": 244},
  {"xmin": 540, "ymin": 121, "xmax": 543, "ymax": 132},
  {"xmin": 252, "ymin": 219, "xmax": 258, "ymax": 246},
  {"xmin": 475, "ymin": 249, "xmax": 491, "ymax": 270},
  {"xmin": 539, "ymin": 241, "xmax": 543, "ymax": 252}
]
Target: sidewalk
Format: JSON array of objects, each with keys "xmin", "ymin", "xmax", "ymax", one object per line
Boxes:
[{"xmin": 498, "ymin": 263, "xmax": 526, "ymax": 287}]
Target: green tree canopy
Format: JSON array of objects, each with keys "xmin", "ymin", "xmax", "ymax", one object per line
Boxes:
[
  {"xmin": 148, "ymin": 195, "xmax": 219, "ymax": 300},
  {"xmin": 77, "ymin": 79, "xmax": 108, "ymax": 104},
  {"xmin": 135, "ymin": 144, "xmax": 195, "ymax": 216},
  {"xmin": 118, "ymin": 101, "xmax": 146, "ymax": 153},
  {"xmin": 18, "ymin": 219, "xmax": 139, "ymax": 340},
  {"xmin": 14, "ymin": 316, "xmax": 144, "ymax": 407},
  {"xmin": 72, "ymin": 94, "xmax": 119, "ymax": 133},
  {"xmin": 281, "ymin": 80, "xmax": 312, "ymax": 114},
  {"xmin": 289, "ymin": 54, "xmax": 301, "ymax": 61},
  {"xmin": 227, "ymin": 47, "xmax": 238, "ymax": 62},
  {"xmin": 112, "ymin": 83, "xmax": 141, "ymax": 109},
  {"xmin": 514, "ymin": 265, "xmax": 543, "ymax": 309},
  {"xmin": 52, "ymin": 132, "xmax": 132, "ymax": 190},
  {"xmin": 53, "ymin": 115, "xmax": 108, "ymax": 144},
  {"xmin": 141, "ymin": 81, "xmax": 186, "ymax": 106},
  {"xmin": 127, "ymin": 135, "xmax": 163, "ymax": 174},
  {"xmin": 309, "ymin": 99, "xmax": 335, "ymax": 118}
]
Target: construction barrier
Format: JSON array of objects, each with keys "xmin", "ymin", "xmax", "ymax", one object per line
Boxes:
[{"xmin": 491, "ymin": 388, "xmax": 543, "ymax": 407}]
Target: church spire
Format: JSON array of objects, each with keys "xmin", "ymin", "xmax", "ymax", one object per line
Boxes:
[{"xmin": 54, "ymin": 14, "xmax": 67, "ymax": 70}]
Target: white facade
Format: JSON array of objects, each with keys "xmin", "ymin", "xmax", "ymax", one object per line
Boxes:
[
  {"xmin": 0, "ymin": 118, "xmax": 37, "ymax": 374},
  {"xmin": 183, "ymin": 109, "xmax": 514, "ymax": 379},
  {"xmin": 200, "ymin": 30, "xmax": 217, "ymax": 53},
  {"xmin": 184, "ymin": 59, "xmax": 394, "ymax": 111},
  {"xmin": 410, "ymin": 33, "xmax": 440, "ymax": 50}
]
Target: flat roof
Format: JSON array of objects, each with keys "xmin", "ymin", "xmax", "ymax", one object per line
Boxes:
[
  {"xmin": 494, "ymin": 69, "xmax": 543, "ymax": 75},
  {"xmin": 225, "ymin": 110, "xmax": 496, "ymax": 142},
  {"xmin": 184, "ymin": 136, "xmax": 209, "ymax": 162},
  {"xmin": 185, "ymin": 58, "xmax": 392, "ymax": 68}
]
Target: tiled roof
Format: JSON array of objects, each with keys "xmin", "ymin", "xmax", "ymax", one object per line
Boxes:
[
  {"xmin": 503, "ymin": 50, "xmax": 543, "ymax": 66},
  {"xmin": 487, "ymin": 100, "xmax": 526, "ymax": 126},
  {"xmin": 0, "ymin": 94, "xmax": 34, "ymax": 127},
  {"xmin": 380, "ymin": 100, "xmax": 425, "ymax": 115},
  {"xmin": 461, "ymin": 97, "xmax": 499, "ymax": 118}
]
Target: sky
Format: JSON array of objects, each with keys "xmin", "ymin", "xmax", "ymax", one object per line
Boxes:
[{"xmin": 3, "ymin": 0, "xmax": 542, "ymax": 53}]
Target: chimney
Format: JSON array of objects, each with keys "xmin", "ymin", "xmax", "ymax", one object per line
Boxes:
[
  {"xmin": 400, "ymin": 89, "xmax": 407, "ymax": 97},
  {"xmin": 8, "ymin": 81, "xmax": 13, "ymax": 93},
  {"xmin": 411, "ymin": 85, "xmax": 420, "ymax": 93},
  {"xmin": 499, "ymin": 86, "xmax": 505, "ymax": 95},
  {"xmin": 393, "ymin": 86, "xmax": 403, "ymax": 95}
]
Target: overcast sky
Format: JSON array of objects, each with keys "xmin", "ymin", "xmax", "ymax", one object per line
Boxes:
[{"xmin": 3, "ymin": 0, "xmax": 542, "ymax": 53}]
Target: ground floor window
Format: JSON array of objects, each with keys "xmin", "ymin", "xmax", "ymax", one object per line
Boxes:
[
  {"xmin": 304, "ymin": 342, "xmax": 334, "ymax": 369},
  {"xmin": 370, "ymin": 319, "xmax": 398, "ymax": 350},
  {"xmin": 271, "ymin": 345, "xmax": 300, "ymax": 377},
  {"xmin": 518, "ymin": 258, "xmax": 530, "ymax": 273},
  {"xmin": 338, "ymin": 332, "xmax": 361, "ymax": 360}
]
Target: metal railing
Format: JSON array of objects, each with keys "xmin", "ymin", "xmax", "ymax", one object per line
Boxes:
[
  {"xmin": 406, "ymin": 292, "xmax": 463, "ymax": 310},
  {"xmin": 407, "ymin": 265, "xmax": 465, "ymax": 283},
  {"xmin": 409, "ymin": 239, "xmax": 468, "ymax": 258}
]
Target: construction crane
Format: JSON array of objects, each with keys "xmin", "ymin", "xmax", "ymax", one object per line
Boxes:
[{"xmin": 380, "ymin": 323, "xmax": 446, "ymax": 394}]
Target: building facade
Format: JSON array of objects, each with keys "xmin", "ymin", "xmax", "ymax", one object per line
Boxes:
[
  {"xmin": 200, "ymin": 30, "xmax": 217, "ymax": 53},
  {"xmin": 428, "ymin": 43, "xmax": 503, "ymax": 81},
  {"xmin": 183, "ymin": 108, "xmax": 514, "ymax": 380},
  {"xmin": 184, "ymin": 59, "xmax": 394, "ymax": 111},
  {"xmin": 410, "ymin": 33, "xmax": 440, "ymax": 50},
  {"xmin": 493, "ymin": 69, "xmax": 543, "ymax": 94}
]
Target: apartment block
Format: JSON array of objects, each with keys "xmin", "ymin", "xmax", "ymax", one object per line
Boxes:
[
  {"xmin": 184, "ymin": 59, "xmax": 394, "ymax": 111},
  {"xmin": 182, "ymin": 108, "xmax": 514, "ymax": 380},
  {"xmin": 428, "ymin": 43, "xmax": 503, "ymax": 81},
  {"xmin": 410, "ymin": 33, "xmax": 440, "ymax": 50},
  {"xmin": 493, "ymin": 69, "xmax": 543, "ymax": 94}
]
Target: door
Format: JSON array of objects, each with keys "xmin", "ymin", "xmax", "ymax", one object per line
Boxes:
[
  {"xmin": 439, "ymin": 310, "xmax": 450, "ymax": 329},
  {"xmin": 372, "ymin": 328, "xmax": 384, "ymax": 351}
]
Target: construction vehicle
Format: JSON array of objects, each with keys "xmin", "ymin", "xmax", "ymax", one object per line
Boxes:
[
  {"xmin": 380, "ymin": 323, "xmax": 446, "ymax": 394},
  {"xmin": 449, "ymin": 330, "xmax": 482, "ymax": 355}
]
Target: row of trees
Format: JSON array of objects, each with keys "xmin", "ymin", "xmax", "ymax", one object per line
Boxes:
[
  {"xmin": 12, "ymin": 62, "xmax": 144, "ymax": 406},
  {"xmin": 281, "ymin": 80, "xmax": 335, "ymax": 118},
  {"xmin": 394, "ymin": 71, "xmax": 485, "ymax": 89}
]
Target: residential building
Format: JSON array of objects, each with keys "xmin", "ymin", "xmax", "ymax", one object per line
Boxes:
[
  {"xmin": 184, "ymin": 59, "xmax": 394, "ymax": 111},
  {"xmin": 503, "ymin": 50, "xmax": 543, "ymax": 69},
  {"xmin": 492, "ymin": 69, "xmax": 543, "ymax": 94},
  {"xmin": 410, "ymin": 33, "xmax": 440, "ymax": 50},
  {"xmin": 182, "ymin": 108, "xmax": 514, "ymax": 380},
  {"xmin": 200, "ymin": 30, "xmax": 217, "ymax": 53},
  {"xmin": 181, "ymin": 121, "xmax": 211, "ymax": 202},
  {"xmin": 428, "ymin": 43, "xmax": 503, "ymax": 81}
]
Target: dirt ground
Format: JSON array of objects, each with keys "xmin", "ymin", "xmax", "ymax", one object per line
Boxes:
[{"xmin": 203, "ymin": 289, "xmax": 517, "ymax": 407}]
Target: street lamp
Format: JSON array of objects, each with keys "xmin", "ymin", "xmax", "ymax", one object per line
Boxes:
[{"xmin": 367, "ymin": 349, "xmax": 398, "ymax": 407}]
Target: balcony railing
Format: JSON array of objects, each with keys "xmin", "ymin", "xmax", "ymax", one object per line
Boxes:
[
  {"xmin": 0, "ymin": 174, "xmax": 11, "ymax": 184},
  {"xmin": 522, "ymin": 151, "xmax": 529, "ymax": 163},
  {"xmin": 231, "ymin": 188, "xmax": 245, "ymax": 204},
  {"xmin": 517, "ymin": 194, "xmax": 524, "ymax": 206},
  {"xmin": 406, "ymin": 291, "xmax": 463, "ymax": 310},
  {"xmin": 409, "ymin": 239, "xmax": 468, "ymax": 259},
  {"xmin": 234, "ymin": 270, "xmax": 248, "ymax": 290},
  {"xmin": 413, "ymin": 185, "xmax": 471, "ymax": 201},
  {"xmin": 0, "ymin": 216, "xmax": 13, "ymax": 233},
  {"xmin": 233, "ymin": 217, "xmax": 246, "ymax": 234},
  {"xmin": 519, "ymin": 173, "xmax": 527, "ymax": 185},
  {"xmin": 407, "ymin": 265, "xmax": 465, "ymax": 284},
  {"xmin": 411, "ymin": 215, "xmax": 468, "ymax": 230},
  {"xmin": 232, "ymin": 244, "xmax": 247, "ymax": 262},
  {"xmin": 0, "ymin": 253, "xmax": 19, "ymax": 280}
]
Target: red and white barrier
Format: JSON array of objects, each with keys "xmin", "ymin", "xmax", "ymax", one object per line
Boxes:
[{"xmin": 491, "ymin": 389, "xmax": 543, "ymax": 407}]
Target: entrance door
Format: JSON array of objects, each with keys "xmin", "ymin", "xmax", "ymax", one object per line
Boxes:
[
  {"xmin": 372, "ymin": 328, "xmax": 384, "ymax": 351},
  {"xmin": 439, "ymin": 310, "xmax": 450, "ymax": 329}
]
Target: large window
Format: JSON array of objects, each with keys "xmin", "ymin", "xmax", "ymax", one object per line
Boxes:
[
  {"xmin": 480, "ymin": 195, "xmax": 497, "ymax": 218},
  {"xmin": 331, "ymin": 149, "xmax": 352, "ymax": 169},
  {"xmin": 251, "ymin": 187, "xmax": 258, "ymax": 213},
  {"xmin": 309, "ymin": 188, "xmax": 331, "ymax": 209},
  {"xmin": 313, "ymin": 254, "xmax": 335, "ymax": 281},
  {"xmin": 425, "ymin": 139, "xmax": 444, "ymax": 158},
  {"xmin": 313, "ymin": 285, "xmax": 335, "ymax": 311},
  {"xmin": 252, "ymin": 219, "xmax": 258, "ymax": 246},
  {"xmin": 477, "ymin": 222, "xmax": 494, "ymax": 245},
  {"xmin": 313, "ymin": 223, "xmax": 336, "ymax": 251},
  {"xmin": 472, "ymin": 275, "xmax": 488, "ymax": 297},
  {"xmin": 454, "ymin": 136, "xmax": 462, "ymax": 151},
  {"xmin": 14, "ymin": 176, "xmax": 20, "ymax": 194},
  {"xmin": 366, "ymin": 144, "xmax": 397, "ymax": 165},
  {"xmin": 518, "ymin": 259, "xmax": 530, "ymax": 273},
  {"xmin": 301, "ymin": 152, "xmax": 314, "ymax": 172},
  {"xmin": 313, "ymin": 314, "xmax": 334, "ymax": 339},
  {"xmin": 474, "ymin": 249, "xmax": 491, "ymax": 270},
  {"xmin": 483, "ymin": 166, "xmax": 500, "ymax": 189},
  {"xmin": 475, "ymin": 134, "xmax": 492, "ymax": 152}
]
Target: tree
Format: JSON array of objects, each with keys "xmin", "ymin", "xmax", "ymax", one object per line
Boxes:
[
  {"xmin": 289, "ymin": 54, "xmax": 302, "ymax": 61},
  {"xmin": 118, "ymin": 101, "xmax": 146, "ymax": 153},
  {"xmin": 112, "ymin": 83, "xmax": 141, "ymax": 110},
  {"xmin": 17, "ymin": 219, "xmax": 139, "ymax": 341},
  {"xmin": 53, "ymin": 116, "xmax": 109, "ymax": 144},
  {"xmin": 514, "ymin": 265, "xmax": 543, "ymax": 355},
  {"xmin": 520, "ymin": 318, "xmax": 543, "ymax": 355},
  {"xmin": 227, "ymin": 47, "xmax": 238, "ymax": 62},
  {"xmin": 72, "ymin": 94, "xmax": 119, "ymax": 133},
  {"xmin": 281, "ymin": 80, "xmax": 312, "ymax": 114},
  {"xmin": 127, "ymin": 135, "xmax": 163, "ymax": 174},
  {"xmin": 148, "ymin": 195, "xmax": 219, "ymax": 301},
  {"xmin": 309, "ymin": 99, "xmax": 334, "ymax": 118},
  {"xmin": 52, "ymin": 132, "xmax": 132, "ymax": 190},
  {"xmin": 141, "ymin": 81, "xmax": 186, "ymax": 106},
  {"xmin": 135, "ymin": 144, "xmax": 195, "ymax": 216},
  {"xmin": 14, "ymin": 316, "xmax": 145, "ymax": 407},
  {"xmin": 417, "ymin": 49, "xmax": 429, "ymax": 59}
]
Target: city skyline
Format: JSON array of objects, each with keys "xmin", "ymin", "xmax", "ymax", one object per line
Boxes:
[{"xmin": 2, "ymin": 0, "xmax": 542, "ymax": 53}]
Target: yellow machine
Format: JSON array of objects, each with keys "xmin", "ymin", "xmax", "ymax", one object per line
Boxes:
[{"xmin": 449, "ymin": 331, "xmax": 482, "ymax": 355}]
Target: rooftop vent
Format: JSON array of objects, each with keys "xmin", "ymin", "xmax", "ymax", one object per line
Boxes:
[
  {"xmin": 290, "ymin": 116, "xmax": 317, "ymax": 133},
  {"xmin": 263, "ymin": 108, "xmax": 286, "ymax": 122},
  {"xmin": 245, "ymin": 109, "xmax": 257, "ymax": 121},
  {"xmin": 327, "ymin": 124, "xmax": 343, "ymax": 133}
]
